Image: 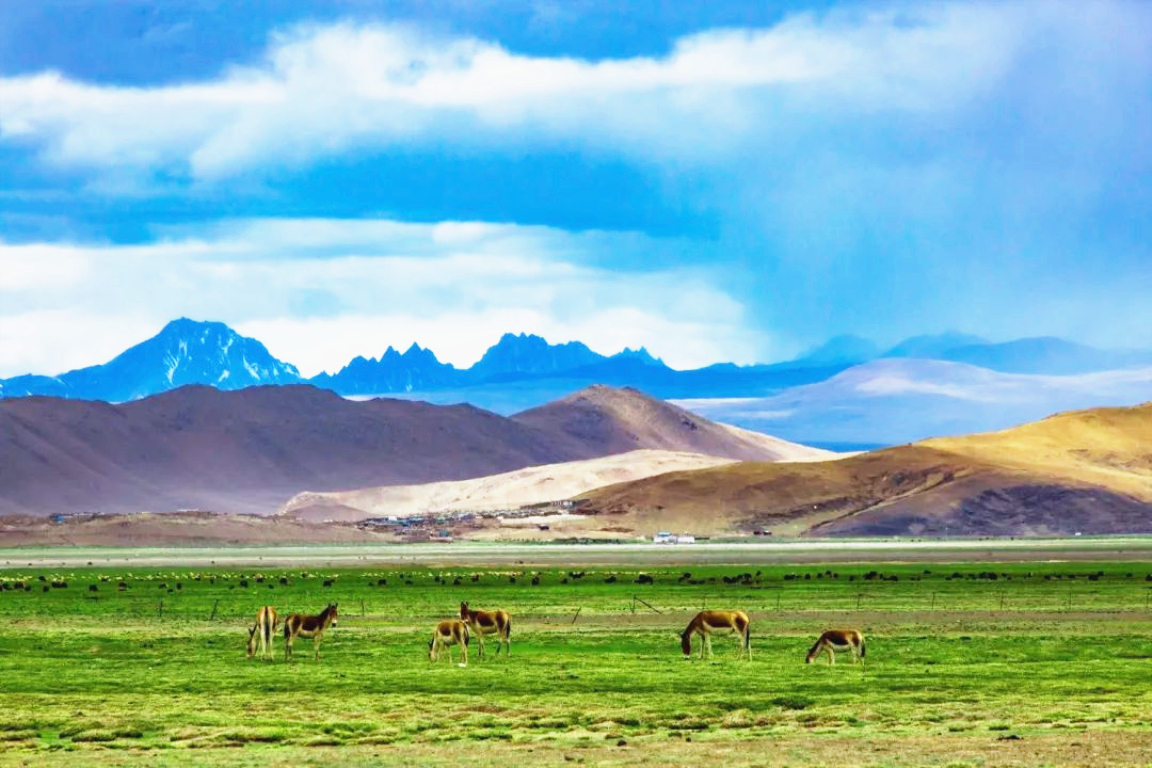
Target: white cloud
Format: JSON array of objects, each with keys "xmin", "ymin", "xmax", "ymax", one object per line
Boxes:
[
  {"xmin": 0, "ymin": 2, "xmax": 1087, "ymax": 183},
  {"xmin": 0, "ymin": 219, "xmax": 762, "ymax": 378}
]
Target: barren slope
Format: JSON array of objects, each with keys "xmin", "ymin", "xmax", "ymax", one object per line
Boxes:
[
  {"xmin": 576, "ymin": 402, "xmax": 1152, "ymax": 537},
  {"xmin": 513, "ymin": 385, "xmax": 834, "ymax": 462},
  {"xmin": 280, "ymin": 449, "xmax": 741, "ymax": 523}
]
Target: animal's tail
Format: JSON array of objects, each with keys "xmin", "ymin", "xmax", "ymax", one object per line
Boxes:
[
  {"xmin": 744, "ymin": 625, "xmax": 750, "ymax": 651},
  {"xmin": 506, "ymin": 616, "xmax": 512, "ymax": 640},
  {"xmin": 860, "ymin": 639, "xmax": 866, "ymax": 658}
]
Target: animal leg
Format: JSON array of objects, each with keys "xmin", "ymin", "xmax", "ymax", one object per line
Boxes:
[
  {"xmin": 828, "ymin": 647, "xmax": 836, "ymax": 666},
  {"xmin": 475, "ymin": 631, "xmax": 485, "ymax": 659}
]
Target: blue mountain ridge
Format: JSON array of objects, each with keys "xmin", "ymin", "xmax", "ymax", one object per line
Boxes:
[{"xmin": 1, "ymin": 319, "xmax": 1147, "ymax": 405}]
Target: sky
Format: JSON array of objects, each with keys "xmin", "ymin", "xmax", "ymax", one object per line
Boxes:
[{"xmin": 1, "ymin": 0, "xmax": 1150, "ymax": 378}]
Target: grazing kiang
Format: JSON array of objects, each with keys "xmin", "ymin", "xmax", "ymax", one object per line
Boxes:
[
  {"xmin": 283, "ymin": 603, "xmax": 339, "ymax": 662},
  {"xmin": 806, "ymin": 629, "xmax": 866, "ymax": 666},
  {"xmin": 429, "ymin": 619, "xmax": 470, "ymax": 666},
  {"xmin": 459, "ymin": 602, "xmax": 512, "ymax": 658},
  {"xmin": 246, "ymin": 605, "xmax": 279, "ymax": 661},
  {"xmin": 681, "ymin": 610, "xmax": 751, "ymax": 660}
]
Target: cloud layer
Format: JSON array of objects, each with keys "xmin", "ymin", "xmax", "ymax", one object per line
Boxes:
[
  {"xmin": 7, "ymin": 3, "xmax": 1142, "ymax": 183},
  {"xmin": 0, "ymin": 219, "xmax": 759, "ymax": 378},
  {"xmin": 2, "ymin": 1, "xmax": 1150, "ymax": 369}
]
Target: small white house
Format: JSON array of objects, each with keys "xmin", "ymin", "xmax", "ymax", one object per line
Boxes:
[
  {"xmin": 653, "ymin": 531, "xmax": 675, "ymax": 544},
  {"xmin": 676, "ymin": 534, "xmax": 696, "ymax": 544}
]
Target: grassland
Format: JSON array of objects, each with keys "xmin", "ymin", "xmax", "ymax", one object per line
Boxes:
[{"xmin": 0, "ymin": 557, "xmax": 1150, "ymax": 766}]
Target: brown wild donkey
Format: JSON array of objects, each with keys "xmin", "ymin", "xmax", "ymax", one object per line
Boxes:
[
  {"xmin": 806, "ymin": 629, "xmax": 865, "ymax": 667},
  {"xmin": 681, "ymin": 610, "xmax": 751, "ymax": 660},
  {"xmin": 459, "ymin": 601, "xmax": 511, "ymax": 658},
  {"xmin": 428, "ymin": 619, "xmax": 470, "ymax": 665},
  {"xmin": 246, "ymin": 605, "xmax": 279, "ymax": 661},
  {"xmin": 283, "ymin": 603, "xmax": 338, "ymax": 662}
]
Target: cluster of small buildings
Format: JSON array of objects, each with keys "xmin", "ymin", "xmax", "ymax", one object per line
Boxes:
[{"xmin": 652, "ymin": 530, "xmax": 695, "ymax": 544}]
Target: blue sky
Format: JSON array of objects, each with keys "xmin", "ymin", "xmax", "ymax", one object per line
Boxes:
[{"xmin": 1, "ymin": 0, "xmax": 1150, "ymax": 377}]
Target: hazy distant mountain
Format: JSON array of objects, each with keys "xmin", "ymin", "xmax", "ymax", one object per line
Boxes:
[
  {"xmin": 0, "ymin": 319, "xmax": 301, "ymax": 402},
  {"xmin": 677, "ymin": 358, "xmax": 1152, "ymax": 447},
  {"xmin": 937, "ymin": 337, "xmax": 1152, "ymax": 375},
  {"xmin": 793, "ymin": 334, "xmax": 880, "ymax": 365},
  {"xmin": 883, "ymin": 332, "xmax": 989, "ymax": 359},
  {"xmin": 310, "ymin": 343, "xmax": 462, "ymax": 395}
]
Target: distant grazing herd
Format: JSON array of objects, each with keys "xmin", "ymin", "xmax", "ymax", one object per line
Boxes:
[{"xmin": 246, "ymin": 600, "xmax": 865, "ymax": 667}]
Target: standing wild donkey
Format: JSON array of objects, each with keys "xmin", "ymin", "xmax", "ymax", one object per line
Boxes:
[
  {"xmin": 459, "ymin": 601, "xmax": 511, "ymax": 658},
  {"xmin": 283, "ymin": 603, "xmax": 338, "ymax": 662}
]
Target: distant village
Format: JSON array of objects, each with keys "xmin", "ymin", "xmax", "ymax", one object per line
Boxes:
[{"xmin": 353, "ymin": 501, "xmax": 700, "ymax": 544}]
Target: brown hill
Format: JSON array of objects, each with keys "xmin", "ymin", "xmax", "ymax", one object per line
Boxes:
[
  {"xmin": 0, "ymin": 385, "xmax": 576, "ymax": 517},
  {"xmin": 576, "ymin": 402, "xmax": 1152, "ymax": 537},
  {"xmin": 0, "ymin": 384, "xmax": 825, "ymax": 518},
  {"xmin": 512, "ymin": 385, "xmax": 834, "ymax": 462}
]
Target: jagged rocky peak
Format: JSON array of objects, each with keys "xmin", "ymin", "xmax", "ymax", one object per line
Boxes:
[{"xmin": 470, "ymin": 332, "xmax": 605, "ymax": 377}]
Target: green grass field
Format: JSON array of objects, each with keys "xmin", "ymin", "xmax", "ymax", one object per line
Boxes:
[{"xmin": 1, "ymin": 559, "xmax": 1150, "ymax": 766}]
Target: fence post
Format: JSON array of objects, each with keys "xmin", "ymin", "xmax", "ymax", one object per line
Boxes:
[{"xmin": 157, "ymin": 600, "xmax": 163, "ymax": 619}]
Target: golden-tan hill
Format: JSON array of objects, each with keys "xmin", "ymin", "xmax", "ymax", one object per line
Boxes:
[{"xmin": 575, "ymin": 402, "xmax": 1152, "ymax": 537}]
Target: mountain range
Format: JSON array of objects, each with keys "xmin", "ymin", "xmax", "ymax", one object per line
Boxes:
[
  {"xmin": 0, "ymin": 384, "xmax": 819, "ymax": 518},
  {"xmin": 4, "ymin": 319, "xmax": 1151, "ymax": 408}
]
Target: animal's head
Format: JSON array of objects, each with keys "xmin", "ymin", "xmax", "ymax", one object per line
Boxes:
[
  {"xmin": 460, "ymin": 601, "xmax": 470, "ymax": 619},
  {"xmin": 680, "ymin": 630, "xmax": 692, "ymax": 658},
  {"xmin": 246, "ymin": 625, "xmax": 258, "ymax": 659},
  {"xmin": 805, "ymin": 645, "xmax": 817, "ymax": 664},
  {"xmin": 328, "ymin": 603, "xmax": 339, "ymax": 626}
]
